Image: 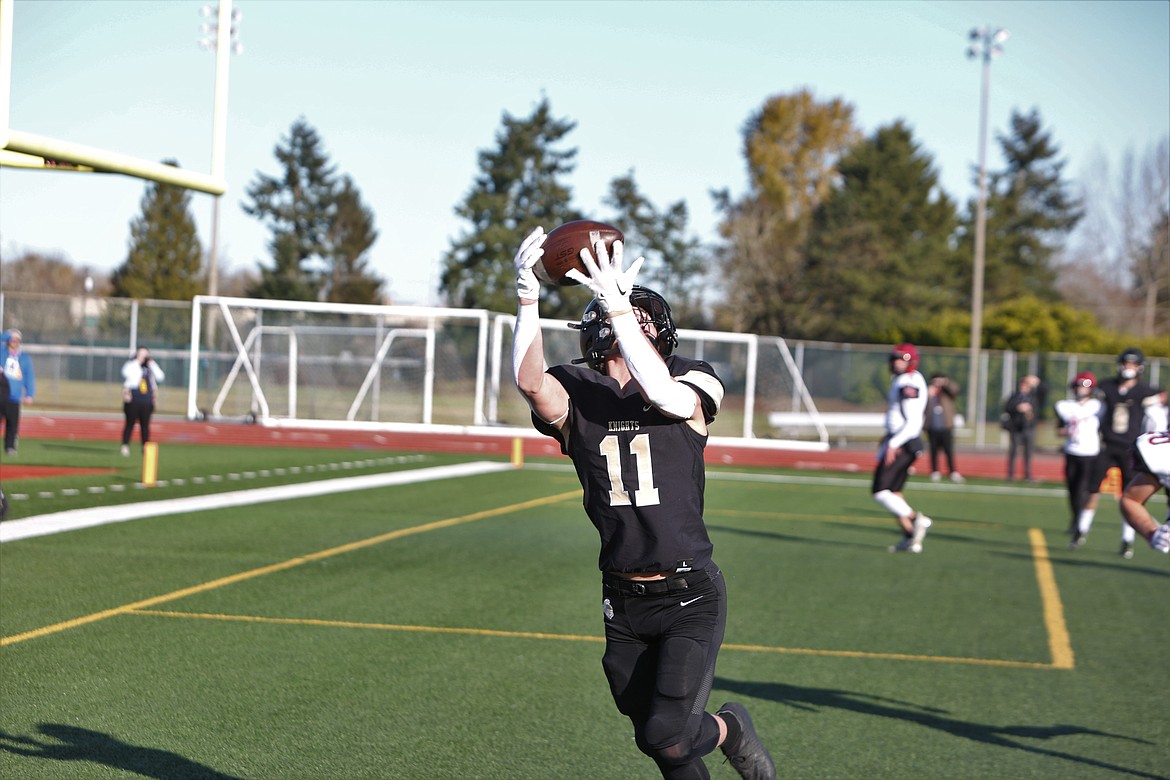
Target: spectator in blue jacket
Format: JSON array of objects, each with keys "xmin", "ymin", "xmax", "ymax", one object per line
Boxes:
[{"xmin": 2, "ymin": 329, "xmax": 35, "ymax": 456}]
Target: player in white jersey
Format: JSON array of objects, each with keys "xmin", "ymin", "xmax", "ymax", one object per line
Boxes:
[
  {"xmin": 873, "ymin": 343, "xmax": 932, "ymax": 553},
  {"xmin": 1119, "ymin": 431, "xmax": 1170, "ymax": 554},
  {"xmin": 1054, "ymin": 372, "xmax": 1103, "ymax": 549},
  {"xmin": 1140, "ymin": 392, "xmax": 1168, "ymax": 433}
]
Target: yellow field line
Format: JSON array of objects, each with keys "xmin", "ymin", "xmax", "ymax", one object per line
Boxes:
[
  {"xmin": 724, "ymin": 642, "xmax": 1055, "ymax": 668},
  {"xmin": 4, "ymin": 499, "xmax": 1077, "ymax": 674},
  {"xmin": 126, "ymin": 608, "xmax": 1056, "ymax": 669},
  {"xmin": 130, "ymin": 609, "xmax": 607, "ymax": 645},
  {"xmin": 0, "ymin": 490, "xmax": 579, "ymax": 648},
  {"xmin": 1028, "ymin": 527, "xmax": 1076, "ymax": 669}
]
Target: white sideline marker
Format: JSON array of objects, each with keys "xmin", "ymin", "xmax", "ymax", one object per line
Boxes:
[{"xmin": 1, "ymin": 462, "xmax": 511, "ymax": 543}]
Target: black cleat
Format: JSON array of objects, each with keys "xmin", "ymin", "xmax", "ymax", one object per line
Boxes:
[{"xmin": 717, "ymin": 702, "xmax": 776, "ymax": 780}]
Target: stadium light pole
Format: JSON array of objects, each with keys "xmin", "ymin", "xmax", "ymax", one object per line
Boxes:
[
  {"xmin": 199, "ymin": 2, "xmax": 243, "ymax": 301},
  {"xmin": 965, "ymin": 25, "xmax": 1007, "ymax": 447}
]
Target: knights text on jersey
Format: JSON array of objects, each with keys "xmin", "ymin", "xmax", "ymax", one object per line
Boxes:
[{"xmin": 533, "ymin": 356, "xmax": 724, "ymax": 573}]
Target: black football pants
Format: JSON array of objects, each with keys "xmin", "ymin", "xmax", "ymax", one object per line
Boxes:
[
  {"xmin": 122, "ymin": 402, "xmax": 154, "ymax": 446},
  {"xmin": 2, "ymin": 399, "xmax": 20, "ymax": 452},
  {"xmin": 600, "ymin": 565, "xmax": 726, "ymax": 779}
]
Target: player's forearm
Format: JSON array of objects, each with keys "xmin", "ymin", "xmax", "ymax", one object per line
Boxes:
[
  {"xmin": 513, "ymin": 302, "xmax": 547, "ymax": 391},
  {"xmin": 888, "ymin": 419, "xmax": 924, "ymax": 449},
  {"xmin": 611, "ymin": 312, "xmax": 696, "ymax": 418}
]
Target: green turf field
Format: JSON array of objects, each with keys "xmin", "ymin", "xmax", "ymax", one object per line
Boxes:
[{"xmin": 1, "ymin": 445, "xmax": 1167, "ymax": 779}]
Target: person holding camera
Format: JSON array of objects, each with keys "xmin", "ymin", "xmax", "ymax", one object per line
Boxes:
[
  {"xmin": 925, "ymin": 373, "xmax": 963, "ymax": 483},
  {"xmin": 1003, "ymin": 374, "xmax": 1042, "ymax": 482},
  {"xmin": 120, "ymin": 347, "xmax": 164, "ymax": 456}
]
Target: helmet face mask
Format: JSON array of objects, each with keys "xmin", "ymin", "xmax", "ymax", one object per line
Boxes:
[
  {"xmin": 570, "ymin": 285, "xmax": 678, "ymax": 372},
  {"xmin": 1118, "ymin": 347, "xmax": 1145, "ymax": 380}
]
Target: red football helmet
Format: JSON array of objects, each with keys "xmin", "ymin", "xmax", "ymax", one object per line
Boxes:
[
  {"xmin": 889, "ymin": 343, "xmax": 919, "ymax": 371},
  {"xmin": 1071, "ymin": 371, "xmax": 1096, "ymax": 390}
]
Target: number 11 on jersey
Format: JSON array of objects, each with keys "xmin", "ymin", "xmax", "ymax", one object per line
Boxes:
[{"xmin": 599, "ymin": 434, "xmax": 661, "ymax": 507}]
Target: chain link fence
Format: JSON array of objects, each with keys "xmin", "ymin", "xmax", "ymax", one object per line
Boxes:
[{"xmin": 2, "ymin": 291, "xmax": 1164, "ymax": 449}]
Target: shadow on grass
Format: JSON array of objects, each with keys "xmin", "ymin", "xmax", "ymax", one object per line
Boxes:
[
  {"xmin": 999, "ymin": 549, "xmax": 1170, "ymax": 579},
  {"xmin": 708, "ymin": 523, "xmax": 894, "ymax": 552},
  {"xmin": 716, "ymin": 677, "xmax": 1167, "ymax": 780},
  {"xmin": 40, "ymin": 441, "xmax": 117, "ymax": 455},
  {"xmin": 0, "ymin": 724, "xmax": 243, "ymax": 780}
]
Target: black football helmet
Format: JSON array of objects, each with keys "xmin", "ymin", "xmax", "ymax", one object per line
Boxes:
[
  {"xmin": 1118, "ymin": 346, "xmax": 1145, "ymax": 379},
  {"xmin": 570, "ymin": 285, "xmax": 679, "ymax": 371}
]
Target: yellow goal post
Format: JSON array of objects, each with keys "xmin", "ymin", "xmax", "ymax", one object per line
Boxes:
[{"xmin": 0, "ymin": 0, "xmax": 226, "ymax": 194}]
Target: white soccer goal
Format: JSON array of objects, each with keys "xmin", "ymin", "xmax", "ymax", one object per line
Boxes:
[
  {"xmin": 188, "ymin": 295, "xmax": 829, "ymax": 450},
  {"xmin": 187, "ymin": 296, "xmax": 491, "ymax": 427}
]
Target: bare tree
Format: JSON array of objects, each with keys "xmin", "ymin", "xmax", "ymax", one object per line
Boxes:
[
  {"xmin": 1060, "ymin": 137, "xmax": 1170, "ymax": 338},
  {"xmin": 0, "ymin": 249, "xmax": 102, "ymax": 295},
  {"xmin": 1119, "ymin": 138, "xmax": 1170, "ymax": 336}
]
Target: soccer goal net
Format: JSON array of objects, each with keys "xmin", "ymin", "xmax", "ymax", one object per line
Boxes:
[{"xmin": 188, "ymin": 296, "xmax": 828, "ymax": 448}]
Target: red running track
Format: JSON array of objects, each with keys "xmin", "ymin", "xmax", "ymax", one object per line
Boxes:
[{"xmin": 2, "ymin": 414, "xmax": 1067, "ymax": 483}]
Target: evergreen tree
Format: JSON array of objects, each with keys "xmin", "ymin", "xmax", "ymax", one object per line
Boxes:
[
  {"xmin": 963, "ymin": 109, "xmax": 1082, "ymax": 304},
  {"xmin": 604, "ymin": 172, "xmax": 708, "ymax": 327},
  {"xmin": 804, "ymin": 121, "xmax": 962, "ymax": 342},
  {"xmin": 440, "ymin": 98, "xmax": 586, "ymax": 318},
  {"xmin": 111, "ymin": 160, "xmax": 204, "ymax": 302},
  {"xmin": 108, "ymin": 161, "xmax": 203, "ymax": 347},
  {"xmin": 243, "ymin": 118, "xmax": 338, "ymax": 301},
  {"xmin": 324, "ymin": 176, "xmax": 383, "ymax": 304}
]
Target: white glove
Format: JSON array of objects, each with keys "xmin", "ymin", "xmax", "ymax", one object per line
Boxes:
[
  {"xmin": 1150, "ymin": 521, "xmax": 1170, "ymax": 553},
  {"xmin": 565, "ymin": 238, "xmax": 644, "ymax": 315},
  {"xmin": 514, "ymin": 227, "xmax": 546, "ymax": 301}
]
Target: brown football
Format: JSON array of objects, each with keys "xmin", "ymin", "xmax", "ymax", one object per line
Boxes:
[{"xmin": 534, "ymin": 220, "xmax": 624, "ymax": 286}]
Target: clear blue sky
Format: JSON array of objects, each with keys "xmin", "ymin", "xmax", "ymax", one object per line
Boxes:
[{"xmin": 1, "ymin": 0, "xmax": 1167, "ymax": 305}]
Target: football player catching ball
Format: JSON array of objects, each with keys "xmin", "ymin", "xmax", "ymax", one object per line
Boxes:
[{"xmin": 512, "ymin": 226, "xmax": 776, "ymax": 780}]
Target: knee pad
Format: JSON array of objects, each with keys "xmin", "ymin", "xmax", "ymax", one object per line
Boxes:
[
  {"xmin": 656, "ymin": 636, "xmax": 704, "ymax": 700},
  {"xmin": 642, "ymin": 636, "xmax": 705, "ymax": 756}
]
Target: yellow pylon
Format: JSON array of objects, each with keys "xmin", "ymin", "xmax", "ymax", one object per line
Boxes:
[{"xmin": 142, "ymin": 442, "xmax": 159, "ymax": 487}]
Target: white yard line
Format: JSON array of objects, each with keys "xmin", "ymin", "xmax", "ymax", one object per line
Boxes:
[{"xmin": 1, "ymin": 461, "xmax": 512, "ymax": 543}]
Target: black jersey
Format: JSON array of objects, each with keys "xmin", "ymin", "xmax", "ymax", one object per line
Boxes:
[
  {"xmin": 1099, "ymin": 377, "xmax": 1161, "ymax": 447},
  {"xmin": 533, "ymin": 355, "xmax": 724, "ymax": 574}
]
